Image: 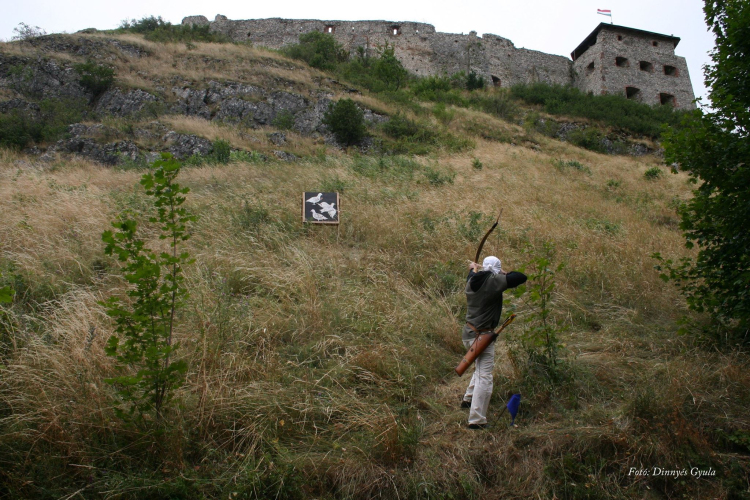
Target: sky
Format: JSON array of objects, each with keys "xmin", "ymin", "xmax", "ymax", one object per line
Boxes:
[{"xmin": 0, "ymin": 0, "xmax": 716, "ymax": 104}]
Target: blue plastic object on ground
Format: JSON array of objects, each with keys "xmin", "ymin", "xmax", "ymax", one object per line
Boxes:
[{"xmin": 506, "ymin": 394, "xmax": 521, "ymax": 425}]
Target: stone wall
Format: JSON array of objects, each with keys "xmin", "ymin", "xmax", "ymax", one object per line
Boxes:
[
  {"xmin": 183, "ymin": 15, "xmax": 694, "ymax": 109},
  {"xmin": 184, "ymin": 15, "xmax": 574, "ymax": 87},
  {"xmin": 572, "ymin": 26, "xmax": 695, "ymax": 109}
]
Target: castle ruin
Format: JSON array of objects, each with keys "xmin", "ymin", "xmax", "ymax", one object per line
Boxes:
[{"xmin": 182, "ymin": 15, "xmax": 696, "ymax": 110}]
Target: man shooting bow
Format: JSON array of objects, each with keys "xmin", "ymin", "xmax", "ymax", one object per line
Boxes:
[{"xmin": 461, "ymin": 256, "xmax": 527, "ymax": 429}]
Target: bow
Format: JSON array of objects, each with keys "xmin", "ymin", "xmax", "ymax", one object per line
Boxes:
[{"xmin": 474, "ymin": 209, "xmax": 503, "ymax": 265}]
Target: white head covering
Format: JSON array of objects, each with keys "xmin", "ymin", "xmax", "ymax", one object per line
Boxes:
[{"xmin": 482, "ymin": 256, "xmax": 502, "ymax": 275}]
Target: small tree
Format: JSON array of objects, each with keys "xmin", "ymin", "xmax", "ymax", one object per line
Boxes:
[
  {"xmin": 322, "ymin": 98, "xmax": 366, "ymax": 146},
  {"xmin": 372, "ymin": 43, "xmax": 408, "ymax": 91},
  {"xmin": 74, "ymin": 61, "xmax": 115, "ymax": 100},
  {"xmin": 11, "ymin": 22, "xmax": 46, "ymax": 41},
  {"xmin": 102, "ymin": 154, "xmax": 195, "ymax": 423},
  {"xmin": 510, "ymin": 242, "xmax": 566, "ymax": 383}
]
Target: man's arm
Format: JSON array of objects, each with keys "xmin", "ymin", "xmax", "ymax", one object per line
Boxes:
[{"xmin": 505, "ymin": 271, "xmax": 527, "ymax": 288}]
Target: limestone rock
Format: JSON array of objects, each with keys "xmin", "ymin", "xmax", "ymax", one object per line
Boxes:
[
  {"xmin": 163, "ymin": 131, "xmax": 213, "ymax": 159},
  {"xmin": 96, "ymin": 88, "xmax": 159, "ymax": 117}
]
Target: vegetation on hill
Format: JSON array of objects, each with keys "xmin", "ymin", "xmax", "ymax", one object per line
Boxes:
[
  {"xmin": 0, "ymin": 11, "xmax": 748, "ymax": 498},
  {"xmin": 117, "ymin": 15, "xmax": 231, "ymax": 43},
  {"xmin": 657, "ymin": 0, "xmax": 750, "ymax": 345}
]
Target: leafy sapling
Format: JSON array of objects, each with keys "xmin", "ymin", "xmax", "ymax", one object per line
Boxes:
[{"xmin": 102, "ymin": 154, "xmax": 195, "ymax": 424}]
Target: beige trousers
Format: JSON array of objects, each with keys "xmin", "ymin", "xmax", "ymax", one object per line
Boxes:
[{"xmin": 462, "ymin": 339, "xmax": 496, "ymax": 425}]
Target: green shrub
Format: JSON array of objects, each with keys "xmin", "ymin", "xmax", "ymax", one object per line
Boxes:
[
  {"xmin": 432, "ymin": 103, "xmax": 455, "ymax": 124},
  {"xmin": 74, "ymin": 61, "xmax": 115, "ymax": 99},
  {"xmin": 471, "ymin": 158, "xmax": 483, "ymax": 170},
  {"xmin": 272, "ymin": 111, "xmax": 295, "ymax": 130},
  {"xmin": 468, "ymin": 91, "xmax": 518, "ymax": 122},
  {"xmin": 566, "ymin": 128, "xmax": 606, "ymax": 153},
  {"xmin": 511, "ymin": 82, "xmax": 686, "ymax": 138},
  {"xmin": 553, "ymin": 158, "xmax": 591, "ymax": 174},
  {"xmin": 644, "ymin": 166, "xmax": 663, "ymax": 180},
  {"xmin": 118, "ymin": 16, "xmax": 229, "ymax": 43},
  {"xmin": 323, "ymin": 98, "xmax": 367, "ymax": 146},
  {"xmin": 423, "ymin": 165, "xmax": 455, "ymax": 186},
  {"xmin": 0, "ymin": 98, "xmax": 86, "ymax": 149},
  {"xmin": 282, "ymin": 31, "xmax": 348, "ymax": 71},
  {"xmin": 466, "ymin": 71, "xmax": 485, "ymax": 91},
  {"xmin": 212, "ymin": 139, "xmax": 231, "ymax": 164}
]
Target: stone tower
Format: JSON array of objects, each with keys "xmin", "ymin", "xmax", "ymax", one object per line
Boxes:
[{"xmin": 571, "ymin": 23, "xmax": 695, "ymax": 109}]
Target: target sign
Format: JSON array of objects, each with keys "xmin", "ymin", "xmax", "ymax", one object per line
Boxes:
[{"xmin": 302, "ymin": 192, "xmax": 339, "ymax": 224}]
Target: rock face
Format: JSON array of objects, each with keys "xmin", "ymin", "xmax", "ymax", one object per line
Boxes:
[
  {"xmin": 96, "ymin": 89, "xmax": 159, "ymax": 117},
  {"xmin": 163, "ymin": 131, "xmax": 213, "ymax": 159},
  {"xmin": 0, "ymin": 54, "xmax": 88, "ymax": 101}
]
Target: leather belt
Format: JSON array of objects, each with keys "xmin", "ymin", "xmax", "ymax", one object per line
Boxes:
[{"xmin": 466, "ymin": 322, "xmax": 495, "ymax": 336}]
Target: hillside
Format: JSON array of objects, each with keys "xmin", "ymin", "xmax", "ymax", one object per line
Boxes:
[{"xmin": 1, "ymin": 31, "xmax": 749, "ymax": 499}]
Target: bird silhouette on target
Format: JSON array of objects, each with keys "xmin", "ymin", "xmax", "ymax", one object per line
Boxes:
[{"xmin": 303, "ymin": 192, "xmax": 339, "ymax": 224}]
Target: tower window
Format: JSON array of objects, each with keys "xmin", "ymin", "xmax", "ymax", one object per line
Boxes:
[
  {"xmin": 615, "ymin": 57, "xmax": 629, "ymax": 67},
  {"xmin": 617, "ymin": 35, "xmax": 623, "ymax": 41},
  {"xmin": 391, "ymin": 26, "xmax": 401, "ymax": 35},
  {"xmin": 325, "ymin": 25, "xmax": 335, "ymax": 34},
  {"xmin": 625, "ymin": 87, "xmax": 641, "ymax": 100},
  {"xmin": 652, "ymin": 41, "xmax": 658, "ymax": 47},
  {"xmin": 587, "ymin": 61, "xmax": 595, "ymax": 74},
  {"xmin": 664, "ymin": 65, "xmax": 679, "ymax": 76},
  {"xmin": 660, "ymin": 93, "xmax": 676, "ymax": 106},
  {"xmin": 639, "ymin": 61, "xmax": 654, "ymax": 72}
]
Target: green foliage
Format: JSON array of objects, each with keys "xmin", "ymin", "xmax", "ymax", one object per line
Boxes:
[
  {"xmin": 323, "ymin": 98, "xmax": 366, "ymax": 146},
  {"xmin": 211, "ymin": 139, "xmax": 231, "ymax": 164},
  {"xmin": 467, "ymin": 91, "xmax": 519, "ymax": 122},
  {"xmin": 101, "ymin": 154, "xmax": 195, "ymax": 423},
  {"xmin": 510, "ymin": 242, "xmax": 566, "ymax": 383},
  {"xmin": 0, "ymin": 98, "xmax": 86, "ymax": 149},
  {"xmin": 511, "ymin": 83, "xmax": 686, "ymax": 138},
  {"xmin": 423, "ymin": 165, "xmax": 455, "ymax": 186},
  {"xmin": 566, "ymin": 128, "xmax": 606, "ymax": 153},
  {"xmin": 471, "ymin": 158, "xmax": 483, "ymax": 170},
  {"xmin": 553, "ymin": 158, "xmax": 591, "ymax": 175},
  {"xmin": 74, "ymin": 61, "xmax": 115, "ymax": 99},
  {"xmin": 466, "ymin": 71, "xmax": 485, "ymax": 91},
  {"xmin": 656, "ymin": 0, "xmax": 750, "ymax": 343},
  {"xmin": 643, "ymin": 166, "xmax": 663, "ymax": 180},
  {"xmin": 371, "ymin": 44, "xmax": 409, "ymax": 91},
  {"xmin": 272, "ymin": 111, "xmax": 295, "ymax": 130},
  {"xmin": 118, "ymin": 16, "xmax": 230, "ymax": 43},
  {"xmin": 282, "ymin": 31, "xmax": 348, "ymax": 71}
]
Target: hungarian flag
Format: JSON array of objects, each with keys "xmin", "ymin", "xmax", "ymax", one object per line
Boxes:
[{"xmin": 597, "ymin": 9, "xmax": 612, "ymax": 17}]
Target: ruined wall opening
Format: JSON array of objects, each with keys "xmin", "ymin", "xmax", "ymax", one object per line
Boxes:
[
  {"xmin": 660, "ymin": 93, "xmax": 676, "ymax": 106},
  {"xmin": 391, "ymin": 26, "xmax": 401, "ymax": 36},
  {"xmin": 626, "ymin": 86, "xmax": 641, "ymax": 100},
  {"xmin": 247, "ymin": 32, "xmax": 251, "ymax": 38},
  {"xmin": 664, "ymin": 65, "xmax": 679, "ymax": 76},
  {"xmin": 586, "ymin": 61, "xmax": 595, "ymax": 74},
  {"xmin": 639, "ymin": 61, "xmax": 653, "ymax": 72},
  {"xmin": 617, "ymin": 35, "xmax": 623, "ymax": 41},
  {"xmin": 615, "ymin": 57, "xmax": 629, "ymax": 67},
  {"xmin": 325, "ymin": 25, "xmax": 335, "ymax": 34},
  {"xmin": 491, "ymin": 75, "xmax": 501, "ymax": 87},
  {"xmin": 652, "ymin": 41, "xmax": 659, "ymax": 47}
]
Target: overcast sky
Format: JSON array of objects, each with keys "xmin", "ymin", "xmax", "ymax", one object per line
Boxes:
[{"xmin": 1, "ymin": 0, "xmax": 716, "ymax": 104}]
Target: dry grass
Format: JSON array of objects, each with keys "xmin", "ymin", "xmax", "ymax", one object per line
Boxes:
[{"xmin": 1, "ymin": 38, "xmax": 747, "ymax": 498}]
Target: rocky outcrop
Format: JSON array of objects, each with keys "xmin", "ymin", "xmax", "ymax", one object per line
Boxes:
[
  {"xmin": 95, "ymin": 89, "xmax": 159, "ymax": 117},
  {"xmin": 20, "ymin": 34, "xmax": 149, "ymax": 59},
  {"xmin": 0, "ymin": 54, "xmax": 88, "ymax": 101},
  {"xmin": 53, "ymin": 136, "xmax": 140, "ymax": 165},
  {"xmin": 162, "ymin": 131, "xmax": 213, "ymax": 159}
]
